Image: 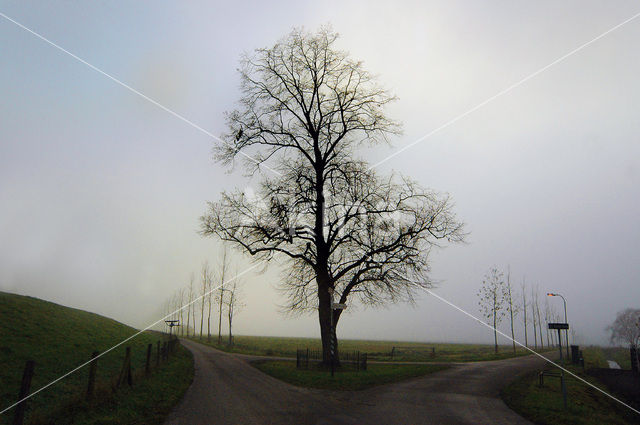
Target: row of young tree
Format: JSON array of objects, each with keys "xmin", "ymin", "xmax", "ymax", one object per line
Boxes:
[
  {"xmin": 478, "ymin": 266, "xmax": 567, "ymax": 354},
  {"xmin": 161, "ymin": 249, "xmax": 244, "ymax": 345}
]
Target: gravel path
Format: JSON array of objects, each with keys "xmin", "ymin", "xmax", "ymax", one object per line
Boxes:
[{"xmin": 165, "ymin": 339, "xmax": 554, "ymax": 425}]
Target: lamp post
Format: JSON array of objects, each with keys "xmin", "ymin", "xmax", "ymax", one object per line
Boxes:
[{"xmin": 547, "ymin": 293, "xmax": 569, "ymax": 359}]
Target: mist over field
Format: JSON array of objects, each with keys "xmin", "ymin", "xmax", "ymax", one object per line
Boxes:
[{"xmin": 1, "ymin": 1, "xmax": 639, "ymax": 346}]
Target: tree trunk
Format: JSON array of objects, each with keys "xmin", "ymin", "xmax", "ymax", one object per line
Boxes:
[
  {"xmin": 207, "ymin": 291, "xmax": 212, "ymax": 343},
  {"xmin": 218, "ymin": 287, "xmax": 223, "ymax": 344},
  {"xmin": 536, "ymin": 302, "xmax": 544, "ymax": 350},
  {"xmin": 317, "ymin": 283, "xmax": 333, "ymax": 365},
  {"xmin": 493, "ymin": 310, "xmax": 498, "ymax": 354},
  {"xmin": 509, "ymin": 308, "xmax": 516, "ymax": 354},
  {"xmin": 532, "ymin": 303, "xmax": 538, "ymax": 350}
]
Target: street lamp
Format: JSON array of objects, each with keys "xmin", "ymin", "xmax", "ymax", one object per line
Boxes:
[{"xmin": 547, "ymin": 293, "xmax": 569, "ymax": 359}]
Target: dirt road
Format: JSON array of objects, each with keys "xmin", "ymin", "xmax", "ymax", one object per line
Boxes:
[{"xmin": 165, "ymin": 339, "xmax": 553, "ymax": 425}]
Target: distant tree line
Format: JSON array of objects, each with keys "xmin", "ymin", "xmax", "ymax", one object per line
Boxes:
[{"xmin": 160, "ymin": 248, "xmax": 244, "ymax": 345}]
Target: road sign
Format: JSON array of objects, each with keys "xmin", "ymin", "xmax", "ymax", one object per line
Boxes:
[
  {"xmin": 332, "ymin": 303, "xmax": 347, "ymax": 310},
  {"xmin": 548, "ymin": 322, "xmax": 569, "ymax": 330}
]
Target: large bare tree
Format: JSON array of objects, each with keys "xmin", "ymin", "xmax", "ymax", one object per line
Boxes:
[
  {"xmin": 201, "ymin": 27, "xmax": 464, "ymax": 364},
  {"xmin": 608, "ymin": 308, "xmax": 640, "ymax": 348}
]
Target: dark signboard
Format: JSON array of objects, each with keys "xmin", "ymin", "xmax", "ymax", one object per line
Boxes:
[{"xmin": 548, "ymin": 322, "xmax": 569, "ymax": 330}]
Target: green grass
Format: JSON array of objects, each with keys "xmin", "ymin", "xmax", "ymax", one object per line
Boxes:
[
  {"xmin": 0, "ymin": 291, "xmax": 193, "ymax": 424},
  {"xmin": 252, "ymin": 360, "xmax": 449, "ymax": 390},
  {"xmin": 502, "ymin": 353, "xmax": 638, "ymax": 425},
  {"xmin": 188, "ymin": 334, "xmax": 549, "ymax": 362}
]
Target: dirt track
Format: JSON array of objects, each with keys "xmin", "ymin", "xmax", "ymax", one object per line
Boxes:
[{"xmin": 165, "ymin": 339, "xmax": 554, "ymax": 425}]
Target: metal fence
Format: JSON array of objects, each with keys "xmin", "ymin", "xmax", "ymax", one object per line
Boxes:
[{"xmin": 296, "ymin": 348, "xmax": 367, "ymax": 371}]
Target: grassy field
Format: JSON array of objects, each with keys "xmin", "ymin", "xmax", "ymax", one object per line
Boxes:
[
  {"xmin": 252, "ymin": 360, "xmax": 449, "ymax": 390},
  {"xmin": 188, "ymin": 334, "xmax": 548, "ymax": 362},
  {"xmin": 502, "ymin": 349, "xmax": 638, "ymax": 425},
  {"xmin": 581, "ymin": 345, "xmax": 632, "ymax": 369},
  {"xmin": 0, "ymin": 291, "xmax": 193, "ymax": 424}
]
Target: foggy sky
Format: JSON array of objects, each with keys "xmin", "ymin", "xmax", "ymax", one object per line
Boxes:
[{"xmin": 1, "ymin": 1, "xmax": 639, "ymax": 346}]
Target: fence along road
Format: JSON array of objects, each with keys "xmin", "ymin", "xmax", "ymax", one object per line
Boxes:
[{"xmin": 165, "ymin": 339, "xmax": 557, "ymax": 424}]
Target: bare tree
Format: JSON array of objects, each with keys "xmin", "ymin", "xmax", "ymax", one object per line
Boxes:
[
  {"xmin": 199, "ymin": 262, "xmax": 209, "ymax": 341},
  {"xmin": 478, "ymin": 267, "xmax": 506, "ymax": 354},
  {"xmin": 531, "ymin": 286, "xmax": 538, "ymax": 350},
  {"xmin": 520, "ymin": 278, "xmax": 529, "ymax": 348},
  {"xmin": 534, "ymin": 287, "xmax": 544, "ymax": 350},
  {"xmin": 608, "ymin": 308, "xmax": 640, "ymax": 348},
  {"xmin": 225, "ymin": 276, "xmax": 244, "ymax": 345},
  {"xmin": 504, "ymin": 266, "xmax": 519, "ymax": 354},
  {"xmin": 217, "ymin": 249, "xmax": 230, "ymax": 345},
  {"xmin": 179, "ymin": 288, "xmax": 185, "ymax": 337},
  {"xmin": 205, "ymin": 265, "xmax": 213, "ymax": 342},
  {"xmin": 186, "ymin": 274, "xmax": 194, "ymax": 337},
  {"xmin": 200, "ymin": 27, "xmax": 464, "ymax": 363}
]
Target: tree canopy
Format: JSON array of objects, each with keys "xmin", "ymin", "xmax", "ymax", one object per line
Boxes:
[{"xmin": 201, "ymin": 27, "xmax": 465, "ymax": 362}]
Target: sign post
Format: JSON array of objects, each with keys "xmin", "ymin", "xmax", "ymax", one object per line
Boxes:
[
  {"xmin": 165, "ymin": 320, "xmax": 180, "ymax": 340},
  {"xmin": 548, "ymin": 323, "xmax": 569, "ymax": 363},
  {"xmin": 328, "ymin": 289, "xmax": 346, "ymax": 377}
]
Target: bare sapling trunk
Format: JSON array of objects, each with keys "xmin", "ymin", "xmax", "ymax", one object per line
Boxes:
[
  {"xmin": 206, "ymin": 266, "xmax": 213, "ymax": 342},
  {"xmin": 225, "ymin": 281, "xmax": 242, "ymax": 346},
  {"xmin": 218, "ymin": 249, "xmax": 229, "ymax": 345},
  {"xmin": 179, "ymin": 289, "xmax": 185, "ymax": 337},
  {"xmin": 505, "ymin": 267, "xmax": 518, "ymax": 354},
  {"xmin": 535, "ymin": 288, "xmax": 544, "ymax": 350},
  {"xmin": 521, "ymin": 279, "xmax": 528, "ymax": 348},
  {"xmin": 531, "ymin": 287, "xmax": 538, "ymax": 350},
  {"xmin": 200, "ymin": 262, "xmax": 208, "ymax": 341}
]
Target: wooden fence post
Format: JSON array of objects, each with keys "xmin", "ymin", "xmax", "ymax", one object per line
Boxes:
[
  {"xmin": 156, "ymin": 341, "xmax": 160, "ymax": 367},
  {"xmin": 86, "ymin": 351, "xmax": 99, "ymax": 400},
  {"xmin": 117, "ymin": 347, "xmax": 132, "ymax": 388},
  {"xmin": 13, "ymin": 360, "xmax": 35, "ymax": 425},
  {"xmin": 145, "ymin": 344, "xmax": 152, "ymax": 376}
]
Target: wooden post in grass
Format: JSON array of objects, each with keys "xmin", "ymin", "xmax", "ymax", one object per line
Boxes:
[
  {"xmin": 86, "ymin": 351, "xmax": 99, "ymax": 400},
  {"xmin": 13, "ymin": 360, "xmax": 35, "ymax": 425},
  {"xmin": 145, "ymin": 344, "xmax": 152, "ymax": 376},
  {"xmin": 117, "ymin": 347, "xmax": 132, "ymax": 387},
  {"xmin": 156, "ymin": 341, "xmax": 160, "ymax": 367}
]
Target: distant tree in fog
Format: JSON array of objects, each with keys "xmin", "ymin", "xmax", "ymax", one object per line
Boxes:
[
  {"xmin": 608, "ymin": 308, "xmax": 640, "ymax": 348},
  {"xmin": 503, "ymin": 267, "xmax": 519, "ymax": 354},
  {"xmin": 478, "ymin": 267, "xmax": 506, "ymax": 354}
]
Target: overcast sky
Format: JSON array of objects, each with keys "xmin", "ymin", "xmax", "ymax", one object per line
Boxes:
[{"xmin": 1, "ymin": 1, "xmax": 639, "ymax": 346}]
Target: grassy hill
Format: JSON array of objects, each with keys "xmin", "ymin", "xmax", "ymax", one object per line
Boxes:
[{"xmin": 0, "ymin": 291, "xmax": 193, "ymax": 424}]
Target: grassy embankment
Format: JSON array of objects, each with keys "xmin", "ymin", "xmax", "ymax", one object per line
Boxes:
[
  {"xmin": 502, "ymin": 346, "xmax": 638, "ymax": 425},
  {"xmin": 189, "ymin": 334, "xmax": 549, "ymax": 362},
  {"xmin": 0, "ymin": 291, "xmax": 193, "ymax": 425}
]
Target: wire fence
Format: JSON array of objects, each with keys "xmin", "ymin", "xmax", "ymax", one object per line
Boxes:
[{"xmin": 296, "ymin": 348, "xmax": 367, "ymax": 371}]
